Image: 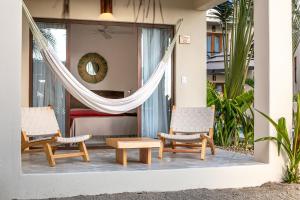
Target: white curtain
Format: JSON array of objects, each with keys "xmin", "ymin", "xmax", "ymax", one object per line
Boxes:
[
  {"xmin": 32, "ymin": 23, "xmax": 66, "ymax": 135},
  {"xmin": 141, "ymin": 28, "xmax": 172, "ymax": 138},
  {"xmin": 22, "ymin": 1, "xmax": 182, "ymax": 114}
]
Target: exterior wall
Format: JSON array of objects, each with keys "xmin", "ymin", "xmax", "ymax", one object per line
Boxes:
[
  {"xmin": 0, "ymin": 0, "xmax": 22, "ymax": 199},
  {"xmin": 7, "ymin": 164, "xmax": 284, "ymax": 199},
  {"xmin": 207, "ymin": 74, "xmax": 225, "ymax": 83},
  {"xmin": 22, "ymin": 0, "xmax": 207, "ymax": 107},
  {"xmin": 254, "ymin": 0, "xmax": 292, "ymax": 165},
  {"xmin": 207, "ymin": 23, "xmax": 223, "ymax": 33},
  {"xmin": 294, "ymin": 46, "xmax": 300, "ymax": 93},
  {"xmin": 0, "ymin": 0, "xmax": 294, "ymax": 199},
  {"xmin": 207, "ymin": 71, "xmax": 254, "ymax": 84}
]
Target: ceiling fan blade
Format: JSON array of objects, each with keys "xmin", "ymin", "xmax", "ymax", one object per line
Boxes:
[
  {"xmin": 101, "ymin": 31, "xmax": 112, "ymax": 39},
  {"xmin": 107, "ymin": 30, "xmax": 133, "ymax": 35}
]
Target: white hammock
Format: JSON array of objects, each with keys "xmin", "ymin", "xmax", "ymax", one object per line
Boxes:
[{"xmin": 22, "ymin": 1, "xmax": 182, "ymax": 114}]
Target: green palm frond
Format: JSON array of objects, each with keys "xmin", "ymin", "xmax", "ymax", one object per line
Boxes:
[
  {"xmin": 211, "ymin": 1, "xmax": 233, "ymax": 25},
  {"xmin": 225, "ymin": 0, "xmax": 254, "ymax": 99}
]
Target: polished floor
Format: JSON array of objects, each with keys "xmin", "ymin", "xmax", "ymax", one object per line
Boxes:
[{"xmin": 22, "ymin": 148, "xmax": 261, "ymax": 174}]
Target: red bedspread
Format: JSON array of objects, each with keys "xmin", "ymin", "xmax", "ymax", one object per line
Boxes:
[
  {"xmin": 70, "ymin": 109, "xmax": 122, "ymax": 118},
  {"xmin": 69, "ymin": 109, "xmax": 124, "ymax": 125}
]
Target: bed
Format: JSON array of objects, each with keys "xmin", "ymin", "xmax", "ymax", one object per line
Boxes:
[{"xmin": 69, "ymin": 90, "xmax": 138, "ymax": 144}]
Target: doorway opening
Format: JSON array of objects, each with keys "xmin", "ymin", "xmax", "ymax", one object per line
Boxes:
[{"xmin": 29, "ymin": 19, "xmax": 175, "ymax": 147}]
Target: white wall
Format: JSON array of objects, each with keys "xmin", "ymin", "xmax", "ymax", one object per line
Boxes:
[
  {"xmin": 0, "ymin": 0, "xmax": 22, "ymax": 199},
  {"xmin": 207, "ymin": 74, "xmax": 225, "ymax": 83},
  {"xmin": 22, "ymin": 0, "xmax": 207, "ymax": 107},
  {"xmin": 207, "ymin": 71, "xmax": 254, "ymax": 83},
  {"xmin": 207, "ymin": 23, "xmax": 223, "ymax": 34},
  {"xmin": 70, "ymin": 24, "xmax": 138, "ymax": 95},
  {"xmin": 254, "ymin": 0, "xmax": 292, "ymax": 166}
]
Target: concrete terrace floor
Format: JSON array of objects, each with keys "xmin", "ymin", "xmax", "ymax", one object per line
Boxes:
[{"xmin": 22, "ymin": 148, "xmax": 261, "ymax": 174}]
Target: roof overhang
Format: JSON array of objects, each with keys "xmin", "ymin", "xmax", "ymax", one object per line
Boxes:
[{"xmin": 194, "ymin": 0, "xmax": 227, "ymax": 11}]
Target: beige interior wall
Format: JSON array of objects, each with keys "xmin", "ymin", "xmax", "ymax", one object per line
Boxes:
[
  {"xmin": 70, "ymin": 24, "xmax": 138, "ymax": 95},
  {"xmin": 22, "ymin": 0, "xmax": 207, "ymax": 107}
]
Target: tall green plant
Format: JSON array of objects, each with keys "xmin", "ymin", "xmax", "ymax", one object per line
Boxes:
[
  {"xmin": 255, "ymin": 94, "xmax": 300, "ymax": 183},
  {"xmin": 208, "ymin": 82, "xmax": 254, "ymax": 147},
  {"xmin": 225, "ymin": 0, "xmax": 254, "ymax": 99},
  {"xmin": 208, "ymin": 0, "xmax": 254, "ymax": 148}
]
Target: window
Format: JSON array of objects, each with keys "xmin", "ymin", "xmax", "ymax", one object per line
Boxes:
[
  {"xmin": 31, "ymin": 23, "xmax": 67, "ymax": 136},
  {"xmin": 207, "ymin": 33, "xmax": 223, "ymax": 57}
]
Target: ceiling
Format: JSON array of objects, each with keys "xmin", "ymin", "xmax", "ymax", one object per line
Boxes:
[{"xmin": 193, "ymin": 0, "xmax": 227, "ymax": 10}]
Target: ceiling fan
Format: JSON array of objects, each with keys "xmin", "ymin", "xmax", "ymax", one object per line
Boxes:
[{"xmin": 95, "ymin": 25, "xmax": 133, "ymax": 39}]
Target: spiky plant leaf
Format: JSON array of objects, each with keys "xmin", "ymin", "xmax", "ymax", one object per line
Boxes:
[{"xmin": 225, "ymin": 0, "xmax": 254, "ymax": 99}]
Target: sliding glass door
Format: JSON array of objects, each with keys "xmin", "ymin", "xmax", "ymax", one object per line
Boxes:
[
  {"xmin": 32, "ymin": 23, "xmax": 67, "ymax": 136},
  {"xmin": 140, "ymin": 27, "xmax": 173, "ymax": 138}
]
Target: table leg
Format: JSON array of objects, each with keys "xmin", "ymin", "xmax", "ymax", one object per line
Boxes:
[
  {"xmin": 140, "ymin": 148, "xmax": 152, "ymax": 164},
  {"xmin": 116, "ymin": 149, "xmax": 127, "ymax": 166}
]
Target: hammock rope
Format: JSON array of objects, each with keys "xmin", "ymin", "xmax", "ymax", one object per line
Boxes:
[{"xmin": 22, "ymin": 1, "xmax": 182, "ymax": 114}]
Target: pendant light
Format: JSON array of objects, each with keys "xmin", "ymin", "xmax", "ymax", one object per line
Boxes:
[{"xmin": 100, "ymin": 0, "xmax": 113, "ymax": 14}]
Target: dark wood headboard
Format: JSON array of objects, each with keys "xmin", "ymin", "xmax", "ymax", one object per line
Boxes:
[{"xmin": 70, "ymin": 90, "xmax": 124, "ymax": 109}]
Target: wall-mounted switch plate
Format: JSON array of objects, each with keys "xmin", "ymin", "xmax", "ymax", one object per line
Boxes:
[
  {"xmin": 179, "ymin": 35, "xmax": 191, "ymax": 44},
  {"xmin": 181, "ymin": 76, "xmax": 188, "ymax": 84}
]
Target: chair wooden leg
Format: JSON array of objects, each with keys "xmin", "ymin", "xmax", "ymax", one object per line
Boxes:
[
  {"xmin": 21, "ymin": 132, "xmax": 29, "ymax": 152},
  {"xmin": 158, "ymin": 140, "xmax": 164, "ymax": 160},
  {"xmin": 52, "ymin": 146, "xmax": 57, "ymax": 155},
  {"xmin": 79, "ymin": 142, "xmax": 90, "ymax": 162},
  {"xmin": 43, "ymin": 143, "xmax": 56, "ymax": 167},
  {"xmin": 208, "ymin": 128, "xmax": 216, "ymax": 155},
  {"xmin": 209, "ymin": 139, "xmax": 216, "ymax": 155},
  {"xmin": 171, "ymin": 141, "xmax": 176, "ymax": 154},
  {"xmin": 200, "ymin": 138, "xmax": 207, "ymax": 160},
  {"xmin": 158, "ymin": 136, "xmax": 165, "ymax": 159}
]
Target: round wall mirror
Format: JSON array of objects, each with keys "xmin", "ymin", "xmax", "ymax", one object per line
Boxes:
[
  {"xmin": 86, "ymin": 61, "xmax": 100, "ymax": 76},
  {"xmin": 78, "ymin": 53, "xmax": 108, "ymax": 84}
]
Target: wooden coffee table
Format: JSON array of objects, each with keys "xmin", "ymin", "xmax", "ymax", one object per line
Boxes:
[{"xmin": 106, "ymin": 137, "xmax": 162, "ymax": 166}]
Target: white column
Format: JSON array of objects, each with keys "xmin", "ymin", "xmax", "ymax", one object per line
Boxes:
[
  {"xmin": 254, "ymin": 0, "xmax": 293, "ymax": 164},
  {"xmin": 0, "ymin": 0, "xmax": 22, "ymax": 199}
]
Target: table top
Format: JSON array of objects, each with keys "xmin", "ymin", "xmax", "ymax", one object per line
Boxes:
[{"xmin": 106, "ymin": 137, "xmax": 161, "ymax": 149}]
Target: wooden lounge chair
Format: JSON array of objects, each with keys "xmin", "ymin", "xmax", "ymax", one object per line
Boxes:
[
  {"xmin": 158, "ymin": 106, "xmax": 216, "ymax": 160},
  {"xmin": 21, "ymin": 107, "xmax": 91, "ymax": 167}
]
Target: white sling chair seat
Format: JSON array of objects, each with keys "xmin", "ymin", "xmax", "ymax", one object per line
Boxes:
[
  {"xmin": 159, "ymin": 133, "xmax": 208, "ymax": 143},
  {"xmin": 21, "ymin": 107, "xmax": 91, "ymax": 167},
  {"xmin": 56, "ymin": 135, "xmax": 91, "ymax": 144},
  {"xmin": 26, "ymin": 135, "xmax": 91, "ymax": 145}
]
